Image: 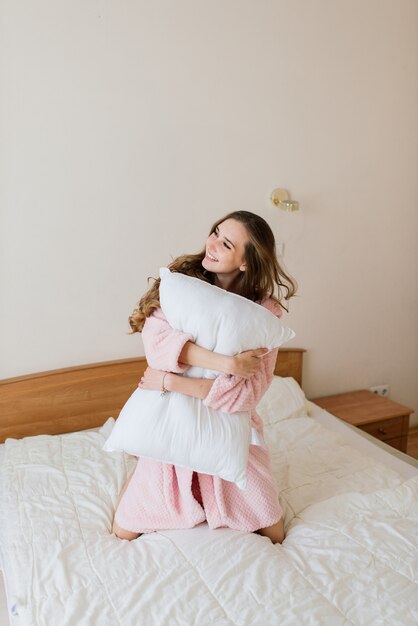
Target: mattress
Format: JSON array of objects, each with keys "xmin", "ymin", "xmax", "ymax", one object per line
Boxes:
[{"xmin": 0, "ymin": 402, "xmax": 417, "ymax": 625}]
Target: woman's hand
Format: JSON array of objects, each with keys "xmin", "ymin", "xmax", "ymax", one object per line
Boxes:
[
  {"xmin": 228, "ymin": 348, "xmax": 269, "ymax": 378},
  {"xmin": 138, "ymin": 366, "xmax": 168, "ymax": 392}
]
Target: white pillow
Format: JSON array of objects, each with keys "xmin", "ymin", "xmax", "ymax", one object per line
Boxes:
[
  {"xmin": 257, "ymin": 376, "xmax": 310, "ymax": 426},
  {"xmin": 103, "ymin": 268, "xmax": 296, "ymax": 489}
]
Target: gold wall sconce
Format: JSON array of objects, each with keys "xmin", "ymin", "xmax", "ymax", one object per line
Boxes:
[{"xmin": 271, "ymin": 188, "xmax": 300, "ymax": 212}]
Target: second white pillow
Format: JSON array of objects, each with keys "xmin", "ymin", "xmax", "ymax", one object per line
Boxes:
[{"xmin": 257, "ymin": 376, "xmax": 310, "ymax": 426}]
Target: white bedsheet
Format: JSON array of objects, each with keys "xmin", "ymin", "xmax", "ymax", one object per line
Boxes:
[
  {"xmin": 0, "ymin": 414, "xmax": 417, "ymax": 625},
  {"xmin": 307, "ymin": 400, "xmax": 418, "ymax": 479}
]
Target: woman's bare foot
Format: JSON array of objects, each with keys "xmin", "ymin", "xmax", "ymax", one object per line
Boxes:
[
  {"xmin": 112, "ymin": 519, "xmax": 141, "ymax": 541},
  {"xmin": 257, "ymin": 518, "xmax": 285, "ymax": 544}
]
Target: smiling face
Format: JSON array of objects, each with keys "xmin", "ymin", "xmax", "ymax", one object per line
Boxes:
[{"xmin": 202, "ymin": 218, "xmax": 249, "ymax": 290}]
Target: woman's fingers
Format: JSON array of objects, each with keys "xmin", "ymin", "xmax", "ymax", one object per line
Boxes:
[
  {"xmin": 230, "ymin": 349, "xmax": 268, "ymax": 377},
  {"xmin": 251, "ymin": 348, "xmax": 269, "ymax": 358},
  {"xmin": 138, "ymin": 367, "xmax": 150, "ymax": 388}
]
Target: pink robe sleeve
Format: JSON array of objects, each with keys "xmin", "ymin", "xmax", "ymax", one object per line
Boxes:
[
  {"xmin": 141, "ymin": 308, "xmax": 194, "ymax": 373},
  {"xmin": 202, "ymin": 298, "xmax": 283, "ymax": 413}
]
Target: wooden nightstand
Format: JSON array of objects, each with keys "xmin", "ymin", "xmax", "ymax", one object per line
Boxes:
[{"xmin": 311, "ymin": 390, "xmax": 414, "ymax": 453}]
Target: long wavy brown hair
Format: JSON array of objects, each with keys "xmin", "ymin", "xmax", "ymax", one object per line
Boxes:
[{"xmin": 129, "ymin": 211, "xmax": 298, "ymax": 333}]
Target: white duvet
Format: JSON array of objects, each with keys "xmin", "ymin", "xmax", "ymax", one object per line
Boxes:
[{"xmin": 0, "ymin": 415, "xmax": 417, "ymax": 626}]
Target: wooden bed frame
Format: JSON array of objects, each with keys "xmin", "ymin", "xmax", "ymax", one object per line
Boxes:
[{"xmin": 0, "ymin": 348, "xmax": 305, "ymax": 443}]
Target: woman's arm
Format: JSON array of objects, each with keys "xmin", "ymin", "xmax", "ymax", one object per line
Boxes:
[
  {"xmin": 202, "ymin": 347, "xmax": 278, "ymax": 413},
  {"xmin": 141, "ymin": 309, "xmax": 194, "ymax": 373},
  {"xmin": 178, "ymin": 341, "xmax": 267, "ymax": 378},
  {"xmin": 139, "ymin": 366, "xmax": 214, "ymax": 399},
  {"xmin": 139, "ymin": 346, "xmax": 276, "ymax": 407},
  {"xmin": 142, "ymin": 308, "xmax": 266, "ymax": 378},
  {"xmin": 202, "ymin": 298, "xmax": 283, "ymax": 413}
]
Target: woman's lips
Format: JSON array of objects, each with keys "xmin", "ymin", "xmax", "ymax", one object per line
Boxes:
[{"xmin": 205, "ymin": 252, "xmax": 218, "ymax": 262}]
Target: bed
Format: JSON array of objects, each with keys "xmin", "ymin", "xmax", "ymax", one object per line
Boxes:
[{"xmin": 0, "ymin": 349, "xmax": 417, "ymax": 626}]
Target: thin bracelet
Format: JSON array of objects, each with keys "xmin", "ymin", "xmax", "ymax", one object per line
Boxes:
[{"xmin": 160, "ymin": 373, "xmax": 169, "ymax": 398}]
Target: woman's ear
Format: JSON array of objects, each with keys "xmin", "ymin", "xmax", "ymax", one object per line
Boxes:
[{"xmin": 239, "ymin": 263, "xmax": 247, "ymax": 272}]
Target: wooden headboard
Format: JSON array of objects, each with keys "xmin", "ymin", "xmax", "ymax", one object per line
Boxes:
[{"xmin": 0, "ymin": 348, "xmax": 305, "ymax": 443}]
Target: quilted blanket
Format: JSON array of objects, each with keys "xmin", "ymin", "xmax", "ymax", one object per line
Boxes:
[{"xmin": 0, "ymin": 416, "xmax": 417, "ymax": 626}]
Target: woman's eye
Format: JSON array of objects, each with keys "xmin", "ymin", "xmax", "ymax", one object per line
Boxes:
[{"xmin": 223, "ymin": 242, "xmax": 231, "ymax": 249}]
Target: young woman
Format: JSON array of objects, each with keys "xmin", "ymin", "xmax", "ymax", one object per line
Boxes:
[{"xmin": 112, "ymin": 211, "xmax": 297, "ymax": 543}]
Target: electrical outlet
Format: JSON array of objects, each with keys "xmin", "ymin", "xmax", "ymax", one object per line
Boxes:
[{"xmin": 368, "ymin": 384, "xmax": 390, "ymax": 397}]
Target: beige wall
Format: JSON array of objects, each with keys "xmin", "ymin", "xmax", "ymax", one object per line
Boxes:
[{"xmin": 1, "ymin": 1, "xmax": 417, "ymax": 424}]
